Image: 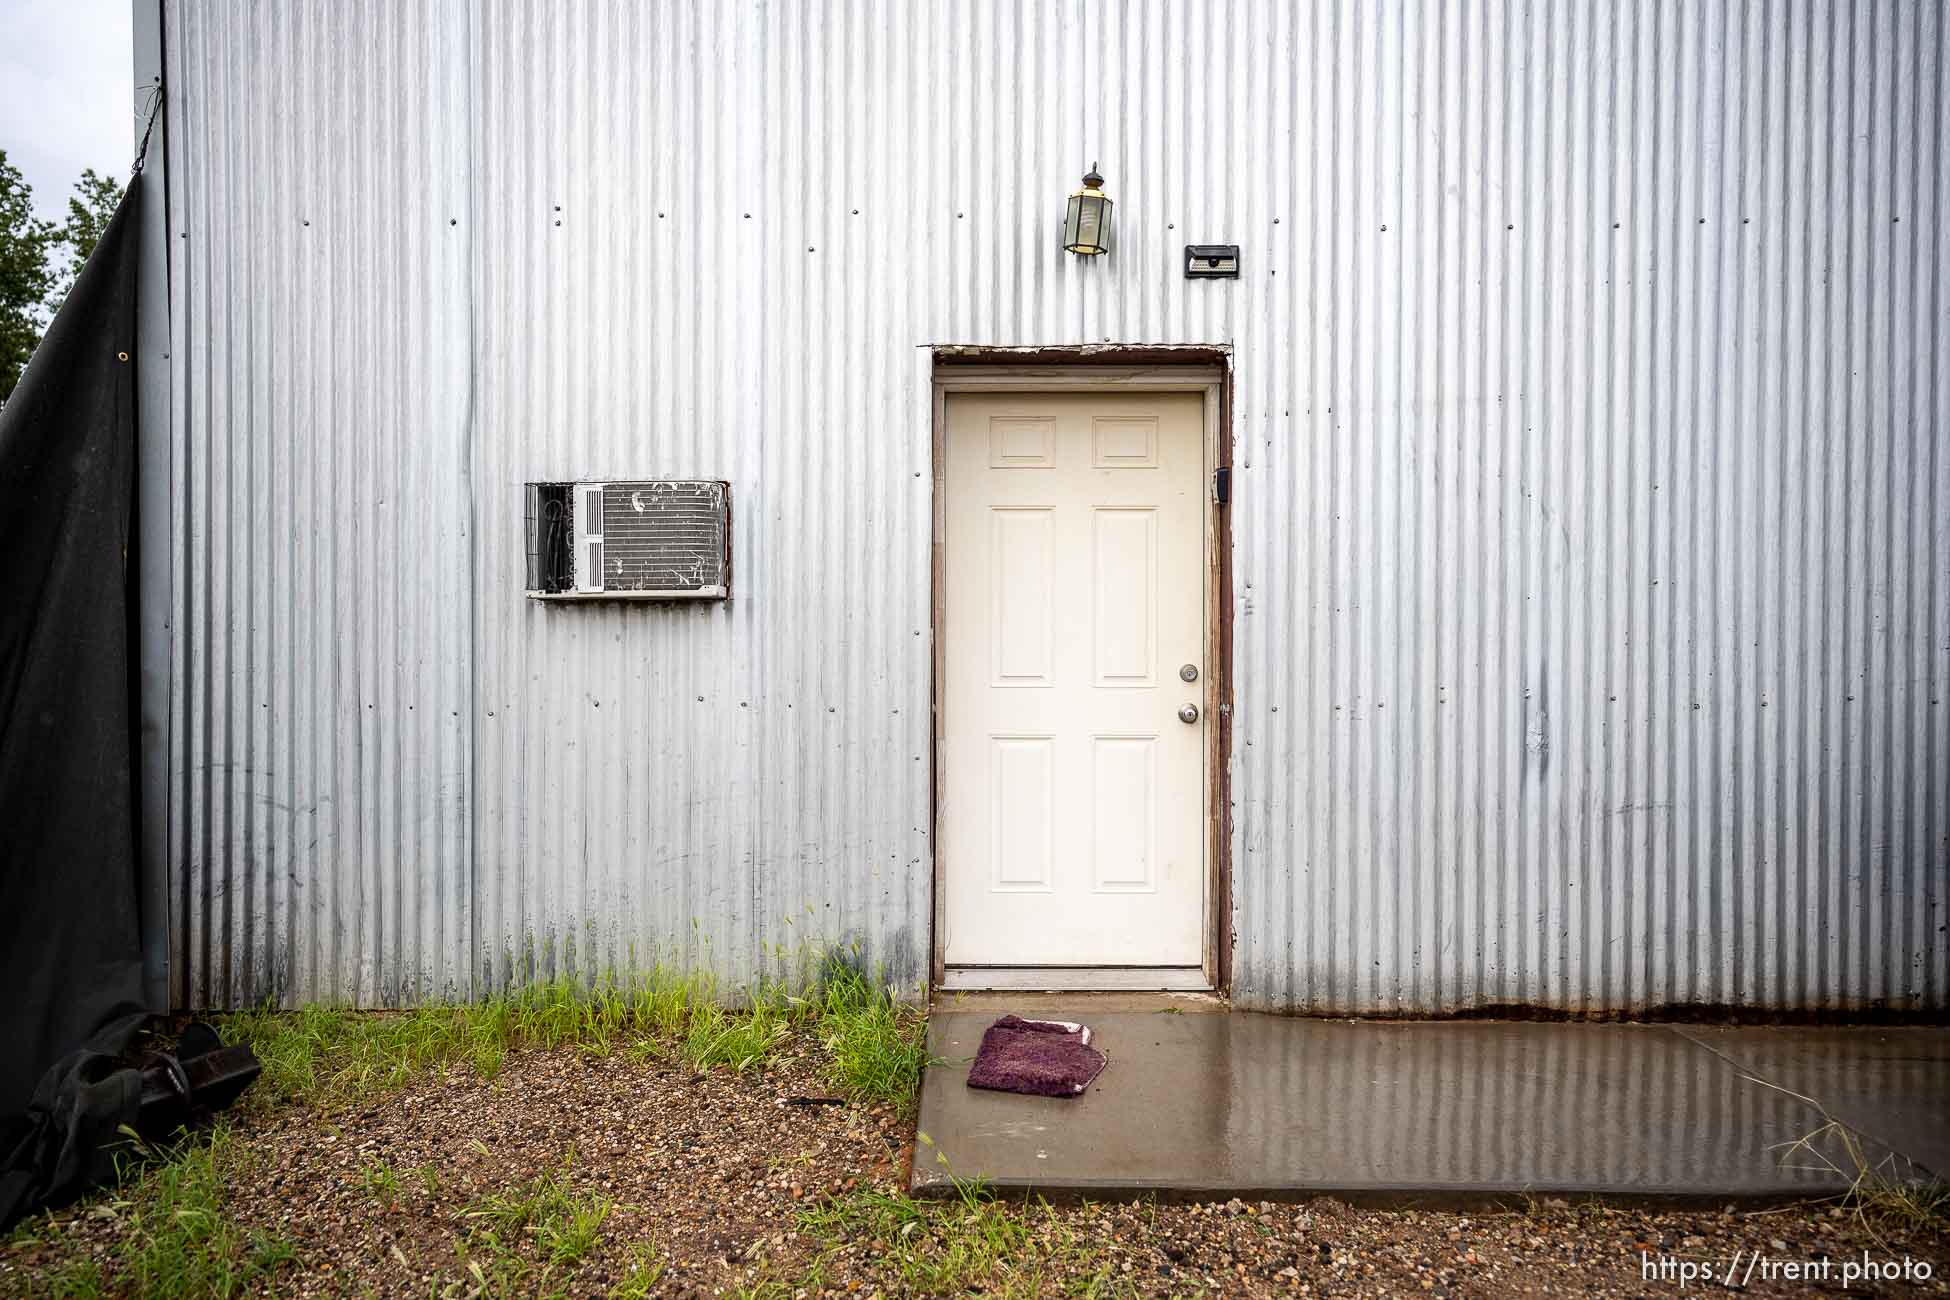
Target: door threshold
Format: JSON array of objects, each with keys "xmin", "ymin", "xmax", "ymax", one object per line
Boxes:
[{"xmin": 939, "ymin": 966, "xmax": 1212, "ymax": 993}]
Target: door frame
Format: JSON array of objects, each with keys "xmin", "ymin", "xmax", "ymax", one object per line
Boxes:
[{"xmin": 928, "ymin": 357, "xmax": 1233, "ymax": 993}]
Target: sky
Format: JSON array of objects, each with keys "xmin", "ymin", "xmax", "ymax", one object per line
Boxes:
[{"xmin": 0, "ymin": 0, "xmax": 135, "ymax": 222}]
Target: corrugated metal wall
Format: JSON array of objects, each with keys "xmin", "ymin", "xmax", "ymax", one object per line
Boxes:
[{"xmin": 158, "ymin": 0, "xmax": 1948, "ymax": 1011}]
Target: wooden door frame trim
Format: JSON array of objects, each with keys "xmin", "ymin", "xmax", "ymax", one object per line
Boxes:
[{"xmin": 927, "ymin": 356, "xmax": 1234, "ymax": 993}]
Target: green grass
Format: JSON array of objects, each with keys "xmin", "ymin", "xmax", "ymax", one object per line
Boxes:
[
  {"xmin": 793, "ymin": 1176, "xmax": 1119, "ymax": 1299},
  {"xmin": 6, "ymin": 949, "xmax": 932, "ymax": 1298},
  {"xmin": 219, "ymin": 952, "xmax": 926, "ymax": 1114},
  {"xmin": 803, "ymin": 960, "xmax": 933, "ymax": 1117},
  {"xmin": 607, "ymin": 1241, "xmax": 667, "ymax": 1297},
  {"xmin": 443, "ymin": 1154, "xmax": 642, "ymax": 1297},
  {"xmin": 459, "ymin": 1162, "xmax": 616, "ymax": 1272},
  {"xmin": 220, "ymin": 965, "xmax": 720, "ymax": 1108},
  {"xmin": 360, "ymin": 1156, "xmax": 402, "ymax": 1205},
  {"xmin": 683, "ymin": 998, "xmax": 792, "ymax": 1070},
  {"xmin": 13, "ymin": 1124, "xmax": 299, "ymax": 1300},
  {"xmin": 765, "ymin": 1133, "xmax": 1129, "ymax": 1298}
]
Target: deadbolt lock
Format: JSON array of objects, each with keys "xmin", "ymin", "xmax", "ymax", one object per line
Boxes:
[
  {"xmin": 1179, "ymin": 663, "xmax": 1199, "ymax": 683},
  {"xmin": 1178, "ymin": 703, "xmax": 1200, "ymax": 724}
]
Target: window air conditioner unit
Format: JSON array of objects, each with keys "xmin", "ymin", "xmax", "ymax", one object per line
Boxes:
[{"xmin": 524, "ymin": 480, "xmax": 731, "ymax": 600}]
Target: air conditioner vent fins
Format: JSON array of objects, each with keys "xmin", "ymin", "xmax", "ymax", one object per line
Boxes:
[{"xmin": 523, "ymin": 479, "xmax": 730, "ymax": 600}]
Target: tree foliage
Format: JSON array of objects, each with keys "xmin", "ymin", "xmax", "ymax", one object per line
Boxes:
[
  {"xmin": 0, "ymin": 149, "xmax": 56, "ymax": 404},
  {"xmin": 54, "ymin": 168, "xmax": 124, "ymax": 300},
  {"xmin": 0, "ymin": 156, "xmax": 125, "ymax": 404}
]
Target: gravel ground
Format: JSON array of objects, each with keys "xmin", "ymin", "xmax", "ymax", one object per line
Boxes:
[
  {"xmin": 5, "ymin": 1030, "xmax": 1945, "ymax": 1297},
  {"xmin": 989, "ymin": 1197, "xmax": 1950, "ymax": 1297}
]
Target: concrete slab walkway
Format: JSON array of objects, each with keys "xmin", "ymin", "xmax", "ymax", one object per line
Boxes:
[{"xmin": 913, "ymin": 1000, "xmax": 1948, "ymax": 1205}]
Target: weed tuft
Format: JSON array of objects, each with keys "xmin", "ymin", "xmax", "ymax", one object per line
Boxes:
[
  {"xmin": 456, "ymin": 1162, "xmax": 619, "ymax": 1290},
  {"xmin": 1775, "ymin": 1118, "xmax": 1950, "ymax": 1239},
  {"xmin": 801, "ymin": 954, "xmax": 932, "ymax": 1117},
  {"xmin": 797, "ymin": 1175, "xmax": 1083, "ymax": 1298},
  {"xmin": 28, "ymin": 1124, "xmax": 302, "ymax": 1300},
  {"xmin": 684, "ymin": 998, "xmax": 791, "ymax": 1071},
  {"xmin": 361, "ymin": 1157, "xmax": 402, "ymax": 1205},
  {"xmin": 607, "ymin": 1240, "xmax": 667, "ymax": 1297}
]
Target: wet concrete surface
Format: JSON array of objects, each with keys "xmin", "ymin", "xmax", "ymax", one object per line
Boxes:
[
  {"xmin": 915, "ymin": 1010, "xmax": 1949, "ymax": 1203},
  {"xmin": 1670, "ymin": 1025, "xmax": 1950, "ymax": 1179}
]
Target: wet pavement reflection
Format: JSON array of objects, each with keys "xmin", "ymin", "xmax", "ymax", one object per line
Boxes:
[{"xmin": 916, "ymin": 1012, "xmax": 1947, "ymax": 1200}]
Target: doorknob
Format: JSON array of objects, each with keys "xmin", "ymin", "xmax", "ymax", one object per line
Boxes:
[{"xmin": 1178, "ymin": 703, "xmax": 1200, "ymax": 724}]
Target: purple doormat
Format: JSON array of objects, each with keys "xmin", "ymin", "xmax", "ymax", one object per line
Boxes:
[{"xmin": 965, "ymin": 1015, "xmax": 1108, "ymax": 1097}]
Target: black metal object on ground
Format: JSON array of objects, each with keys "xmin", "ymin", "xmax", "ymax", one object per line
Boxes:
[
  {"xmin": 135, "ymin": 1023, "xmax": 262, "ymax": 1138},
  {"xmin": 0, "ymin": 1022, "xmax": 260, "ymax": 1229}
]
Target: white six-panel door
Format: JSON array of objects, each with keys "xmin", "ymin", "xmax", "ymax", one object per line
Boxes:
[{"xmin": 942, "ymin": 391, "xmax": 1206, "ymax": 969}]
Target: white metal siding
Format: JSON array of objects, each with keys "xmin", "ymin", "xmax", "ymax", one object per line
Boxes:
[{"xmin": 158, "ymin": 0, "xmax": 1948, "ymax": 1011}]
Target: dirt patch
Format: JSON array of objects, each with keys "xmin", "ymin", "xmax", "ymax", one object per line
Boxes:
[
  {"xmin": 952, "ymin": 1196, "xmax": 1950, "ymax": 1297},
  {"xmin": 5, "ymin": 1034, "xmax": 905, "ymax": 1297},
  {"xmin": 5, "ymin": 1031, "xmax": 1945, "ymax": 1297}
]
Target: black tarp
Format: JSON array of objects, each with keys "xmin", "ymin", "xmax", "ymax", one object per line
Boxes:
[{"xmin": 0, "ymin": 183, "xmax": 149, "ymax": 1223}]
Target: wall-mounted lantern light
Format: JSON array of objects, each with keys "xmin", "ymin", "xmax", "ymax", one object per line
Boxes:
[{"xmin": 1063, "ymin": 162, "xmax": 1113, "ymax": 256}]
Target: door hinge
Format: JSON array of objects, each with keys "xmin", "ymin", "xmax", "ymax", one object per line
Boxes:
[{"xmin": 1213, "ymin": 466, "xmax": 1231, "ymax": 505}]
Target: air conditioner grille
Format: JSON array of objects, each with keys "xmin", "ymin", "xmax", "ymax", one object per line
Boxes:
[{"xmin": 599, "ymin": 480, "xmax": 730, "ymax": 593}]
